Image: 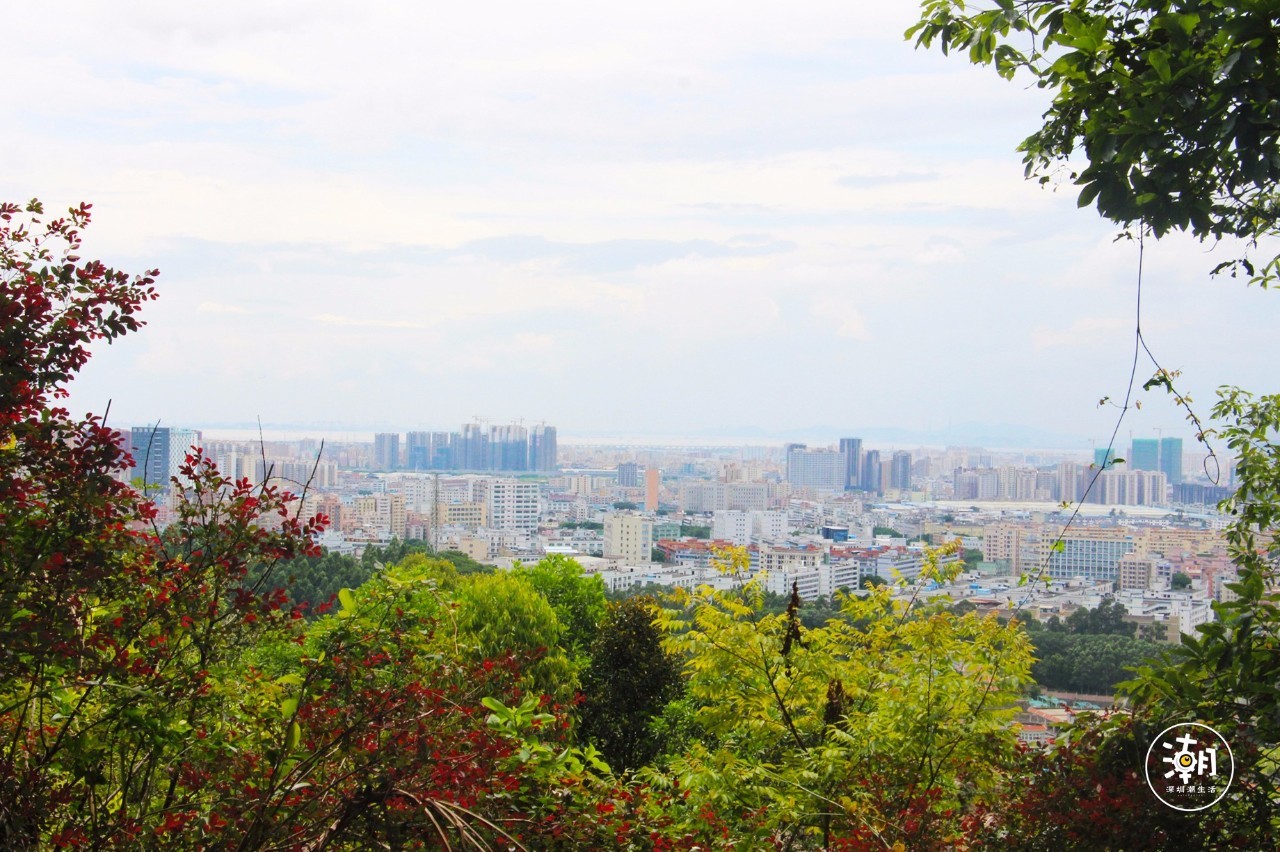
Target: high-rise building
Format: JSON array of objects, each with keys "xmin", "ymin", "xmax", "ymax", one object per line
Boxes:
[
  {"xmin": 890, "ymin": 450, "xmax": 912, "ymax": 490},
  {"xmin": 373, "ymin": 433, "xmax": 400, "ymax": 471},
  {"xmin": 460, "ymin": 423, "xmax": 489, "ymax": 470},
  {"xmin": 129, "ymin": 426, "xmax": 202, "ymax": 494},
  {"xmin": 860, "ymin": 449, "xmax": 882, "ymax": 494},
  {"xmin": 1130, "ymin": 438, "xmax": 1160, "ymax": 472},
  {"xmin": 529, "ymin": 425, "xmax": 558, "ymax": 472},
  {"xmin": 432, "ymin": 432, "xmax": 455, "ymax": 469},
  {"xmin": 1160, "ymin": 437, "xmax": 1183, "ymax": 485},
  {"xmin": 490, "ymin": 424, "xmax": 529, "ymax": 471},
  {"xmin": 479, "ymin": 478, "xmax": 540, "ymax": 531},
  {"xmin": 1089, "ymin": 469, "xmax": 1168, "ymax": 506},
  {"xmin": 712, "ymin": 510, "xmax": 752, "ymax": 546},
  {"xmin": 399, "ymin": 422, "xmax": 556, "ymax": 472},
  {"xmin": 839, "ymin": 437, "xmax": 863, "ymax": 490},
  {"xmin": 405, "ymin": 431, "xmax": 431, "ymax": 470},
  {"xmin": 1094, "ymin": 447, "xmax": 1116, "ymax": 469},
  {"xmin": 1057, "ymin": 461, "xmax": 1082, "ymax": 503},
  {"xmin": 617, "ymin": 462, "xmax": 640, "ymax": 488},
  {"xmin": 678, "ymin": 481, "xmax": 727, "ymax": 513}
]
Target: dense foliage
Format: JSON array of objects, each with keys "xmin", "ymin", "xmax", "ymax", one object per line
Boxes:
[
  {"xmin": 578, "ymin": 597, "xmax": 684, "ymax": 772},
  {"xmin": 1033, "ymin": 632, "xmax": 1166, "ymax": 693},
  {"xmin": 652, "ymin": 545, "xmax": 1033, "ymax": 848},
  {"xmin": 3, "ymin": 199, "xmax": 1278, "ymax": 847}
]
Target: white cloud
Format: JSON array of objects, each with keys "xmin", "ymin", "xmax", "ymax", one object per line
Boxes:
[{"xmin": 5, "ymin": 1, "xmax": 1271, "ymax": 439}]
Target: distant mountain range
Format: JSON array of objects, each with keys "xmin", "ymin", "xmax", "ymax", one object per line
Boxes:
[
  {"xmin": 193, "ymin": 420, "xmax": 1115, "ymax": 452},
  {"xmin": 559, "ymin": 422, "xmax": 1100, "ymax": 451}
]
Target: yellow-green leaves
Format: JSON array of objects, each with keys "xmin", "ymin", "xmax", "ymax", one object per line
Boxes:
[{"xmin": 657, "ymin": 548, "xmax": 1032, "ymax": 845}]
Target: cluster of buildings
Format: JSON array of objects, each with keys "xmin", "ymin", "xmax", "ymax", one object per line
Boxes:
[
  {"xmin": 771, "ymin": 435, "xmax": 1226, "ymax": 510},
  {"xmin": 783, "ymin": 439, "xmax": 911, "ymax": 495},
  {"xmin": 121, "ymin": 425, "xmax": 1239, "ymax": 641},
  {"xmin": 931, "ymin": 509, "xmax": 1238, "ymax": 643},
  {"xmin": 948, "ymin": 437, "xmax": 1185, "ymax": 507},
  {"xmin": 372, "ymin": 422, "xmax": 557, "ymax": 472}
]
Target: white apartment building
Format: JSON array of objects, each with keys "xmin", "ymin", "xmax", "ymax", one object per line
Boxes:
[
  {"xmin": 680, "ymin": 481, "xmax": 727, "ymax": 513},
  {"xmin": 786, "ymin": 448, "xmax": 847, "ymax": 492},
  {"xmin": 758, "ymin": 564, "xmax": 822, "ymax": 599},
  {"xmin": 712, "ymin": 510, "xmax": 753, "ymax": 545},
  {"xmin": 727, "ymin": 482, "xmax": 769, "ymax": 511},
  {"xmin": 754, "ymin": 510, "xmax": 788, "ymax": 541},
  {"xmin": 479, "ymin": 478, "xmax": 540, "ymax": 532},
  {"xmin": 713, "ymin": 509, "xmax": 788, "ymax": 545},
  {"xmin": 752, "ymin": 543, "xmax": 824, "ymax": 575},
  {"xmin": 820, "ymin": 560, "xmax": 863, "ymax": 597}
]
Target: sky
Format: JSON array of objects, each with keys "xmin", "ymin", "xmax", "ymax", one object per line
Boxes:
[{"xmin": 4, "ymin": 1, "xmax": 1276, "ymax": 449}]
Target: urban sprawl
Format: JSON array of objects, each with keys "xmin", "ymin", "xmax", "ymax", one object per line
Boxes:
[{"xmin": 125, "ymin": 424, "xmax": 1234, "ymax": 669}]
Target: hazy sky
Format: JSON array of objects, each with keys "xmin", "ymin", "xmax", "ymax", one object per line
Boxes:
[{"xmin": 5, "ymin": 1, "xmax": 1275, "ymax": 446}]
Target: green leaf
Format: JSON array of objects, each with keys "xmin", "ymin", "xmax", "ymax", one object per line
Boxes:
[
  {"xmin": 281, "ymin": 697, "xmax": 299, "ymax": 719},
  {"xmin": 337, "ymin": 588, "xmax": 356, "ymax": 612},
  {"xmin": 1148, "ymin": 49, "xmax": 1171, "ymax": 82},
  {"xmin": 1076, "ymin": 181, "xmax": 1101, "ymax": 208}
]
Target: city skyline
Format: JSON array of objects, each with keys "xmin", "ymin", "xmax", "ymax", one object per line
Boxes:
[{"xmin": 117, "ymin": 417, "xmax": 1215, "ymax": 454}]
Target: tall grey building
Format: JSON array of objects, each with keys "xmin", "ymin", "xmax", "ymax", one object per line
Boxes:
[
  {"xmin": 529, "ymin": 425, "xmax": 558, "ymax": 472},
  {"xmin": 839, "ymin": 437, "xmax": 862, "ymax": 490},
  {"xmin": 373, "ymin": 432, "xmax": 400, "ymax": 471},
  {"xmin": 1160, "ymin": 436, "xmax": 1183, "ymax": 485},
  {"xmin": 490, "ymin": 423, "xmax": 529, "ymax": 471},
  {"xmin": 404, "ymin": 431, "xmax": 431, "ymax": 470},
  {"xmin": 890, "ymin": 451, "xmax": 912, "ymax": 490},
  {"xmin": 617, "ymin": 461, "xmax": 640, "ymax": 488},
  {"xmin": 861, "ymin": 449, "xmax": 882, "ymax": 494},
  {"xmin": 460, "ymin": 423, "xmax": 489, "ymax": 470}
]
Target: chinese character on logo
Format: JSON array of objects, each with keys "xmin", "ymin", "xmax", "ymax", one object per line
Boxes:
[
  {"xmin": 1145, "ymin": 722, "xmax": 1234, "ymax": 812},
  {"xmin": 1163, "ymin": 731, "xmax": 1216, "ymax": 785}
]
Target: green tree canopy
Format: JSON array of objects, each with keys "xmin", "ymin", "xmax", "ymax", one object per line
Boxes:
[
  {"xmin": 909, "ymin": 0, "xmax": 1280, "ymax": 282},
  {"xmin": 651, "ymin": 546, "xmax": 1032, "ymax": 847},
  {"xmin": 510, "ymin": 553, "xmax": 607, "ymax": 661},
  {"xmin": 1032, "ymin": 632, "xmax": 1165, "ymax": 693},
  {"xmin": 1065, "ymin": 598, "xmax": 1136, "ymax": 637},
  {"xmin": 578, "ymin": 597, "xmax": 684, "ymax": 772},
  {"xmin": 452, "ymin": 571, "xmax": 577, "ymax": 701}
]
